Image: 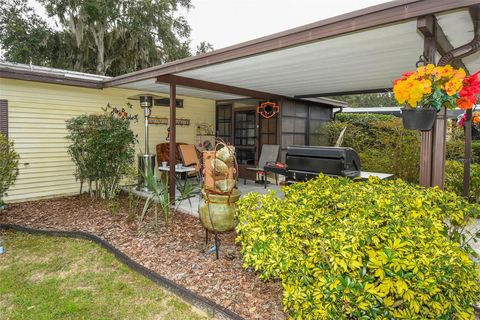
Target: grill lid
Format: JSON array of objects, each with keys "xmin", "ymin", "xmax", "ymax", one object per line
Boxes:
[{"xmin": 286, "ymin": 145, "xmax": 361, "ymax": 178}]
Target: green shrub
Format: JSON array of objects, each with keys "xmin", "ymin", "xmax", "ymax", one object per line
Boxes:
[
  {"xmin": 236, "ymin": 176, "xmax": 480, "ymax": 319},
  {"xmin": 325, "ymin": 116, "xmax": 420, "ymax": 182},
  {"xmin": 445, "ymin": 160, "xmax": 480, "ymax": 203},
  {"xmin": 0, "ymin": 134, "xmax": 19, "ymax": 207},
  {"xmin": 447, "ymin": 139, "xmax": 466, "ymax": 161},
  {"xmin": 334, "ymin": 113, "xmax": 397, "ymax": 125},
  {"xmin": 447, "ymin": 124, "xmax": 467, "ymax": 161},
  {"xmin": 472, "ymin": 141, "xmax": 480, "ymax": 163},
  {"xmin": 326, "ymin": 114, "xmax": 473, "ymax": 184},
  {"xmin": 66, "ymin": 113, "xmax": 136, "ymax": 200}
]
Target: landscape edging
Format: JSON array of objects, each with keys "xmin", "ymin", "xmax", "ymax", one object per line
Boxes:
[{"xmin": 0, "ymin": 223, "xmax": 245, "ymax": 320}]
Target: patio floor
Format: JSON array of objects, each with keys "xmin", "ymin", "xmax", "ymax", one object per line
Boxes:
[{"xmin": 124, "ymin": 179, "xmax": 282, "ymax": 218}]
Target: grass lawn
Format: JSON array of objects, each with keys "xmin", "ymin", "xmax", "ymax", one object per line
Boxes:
[{"xmin": 0, "ymin": 231, "xmax": 211, "ymax": 320}]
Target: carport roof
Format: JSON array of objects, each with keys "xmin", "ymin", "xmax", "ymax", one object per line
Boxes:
[{"xmin": 104, "ymin": 0, "xmax": 480, "ymax": 100}]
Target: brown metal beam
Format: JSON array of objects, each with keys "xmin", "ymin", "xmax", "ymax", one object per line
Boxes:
[
  {"xmin": 169, "ymin": 83, "xmax": 177, "ymax": 201},
  {"xmin": 470, "ymin": 5, "xmax": 480, "ymax": 33},
  {"xmin": 105, "ymin": 0, "xmax": 479, "ymax": 87},
  {"xmin": 294, "ymin": 88, "xmax": 391, "ymax": 98},
  {"xmin": 417, "ymin": 15, "xmax": 468, "ymax": 70},
  {"xmin": 156, "ymin": 75, "xmax": 282, "ymax": 100}
]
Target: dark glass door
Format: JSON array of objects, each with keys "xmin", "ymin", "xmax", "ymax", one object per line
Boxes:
[
  {"xmin": 234, "ymin": 110, "xmax": 257, "ymax": 164},
  {"xmin": 215, "ymin": 104, "xmax": 233, "ymax": 144}
]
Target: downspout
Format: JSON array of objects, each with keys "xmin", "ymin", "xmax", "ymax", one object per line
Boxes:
[
  {"xmin": 333, "ymin": 106, "xmax": 343, "ymax": 120},
  {"xmin": 437, "ymin": 34, "xmax": 480, "ymax": 66},
  {"xmin": 438, "ymin": 5, "xmax": 480, "ymax": 66}
]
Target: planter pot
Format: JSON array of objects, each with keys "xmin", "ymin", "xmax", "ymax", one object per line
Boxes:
[
  {"xmin": 401, "ymin": 108, "xmax": 437, "ymax": 131},
  {"xmin": 199, "ymin": 188, "xmax": 241, "ymax": 233}
]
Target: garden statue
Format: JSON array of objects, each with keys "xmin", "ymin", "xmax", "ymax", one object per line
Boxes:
[{"xmin": 199, "ymin": 140, "xmax": 240, "ymax": 259}]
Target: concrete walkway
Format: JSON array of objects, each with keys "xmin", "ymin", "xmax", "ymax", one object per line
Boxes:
[
  {"xmin": 175, "ymin": 179, "xmax": 281, "ymax": 217},
  {"xmin": 123, "ymin": 179, "xmax": 282, "ymax": 218}
]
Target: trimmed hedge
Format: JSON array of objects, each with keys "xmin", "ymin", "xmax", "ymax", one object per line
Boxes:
[
  {"xmin": 334, "ymin": 113, "xmax": 397, "ymax": 124},
  {"xmin": 236, "ymin": 176, "xmax": 480, "ymax": 319},
  {"xmin": 325, "ymin": 116, "xmax": 420, "ymax": 182},
  {"xmin": 325, "ymin": 114, "xmax": 480, "ymax": 192}
]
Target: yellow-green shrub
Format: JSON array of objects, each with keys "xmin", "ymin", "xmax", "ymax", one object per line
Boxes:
[
  {"xmin": 325, "ymin": 116, "xmax": 420, "ymax": 182},
  {"xmin": 236, "ymin": 176, "xmax": 480, "ymax": 319},
  {"xmin": 445, "ymin": 160, "xmax": 480, "ymax": 203}
]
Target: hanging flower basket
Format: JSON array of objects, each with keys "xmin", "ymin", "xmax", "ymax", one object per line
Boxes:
[
  {"xmin": 393, "ymin": 64, "xmax": 480, "ymax": 131},
  {"xmin": 401, "ymin": 107, "xmax": 436, "ymax": 131}
]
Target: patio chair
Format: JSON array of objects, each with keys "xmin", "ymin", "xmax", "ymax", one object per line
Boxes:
[
  {"xmin": 178, "ymin": 144, "xmax": 201, "ymax": 183},
  {"xmin": 156, "ymin": 142, "xmax": 186, "ymax": 165},
  {"xmin": 243, "ymin": 144, "xmax": 280, "ymax": 186}
]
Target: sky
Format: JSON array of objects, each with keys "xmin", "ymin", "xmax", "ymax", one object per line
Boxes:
[
  {"xmin": 26, "ymin": 0, "xmax": 393, "ymax": 51},
  {"xmin": 185, "ymin": 0, "xmax": 393, "ymax": 50}
]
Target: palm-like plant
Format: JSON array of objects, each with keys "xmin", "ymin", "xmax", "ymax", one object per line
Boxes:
[{"xmin": 140, "ymin": 169, "xmax": 197, "ymax": 228}]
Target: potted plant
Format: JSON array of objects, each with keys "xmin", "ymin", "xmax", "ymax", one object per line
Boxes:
[{"xmin": 393, "ymin": 64, "xmax": 479, "ymax": 131}]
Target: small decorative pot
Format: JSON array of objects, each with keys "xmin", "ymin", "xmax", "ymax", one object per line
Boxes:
[{"xmin": 401, "ymin": 107, "xmax": 437, "ymax": 131}]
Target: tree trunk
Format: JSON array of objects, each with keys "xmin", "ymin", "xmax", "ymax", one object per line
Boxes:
[
  {"xmin": 91, "ymin": 23, "xmax": 106, "ymax": 75},
  {"xmin": 68, "ymin": 11, "xmax": 85, "ymax": 72}
]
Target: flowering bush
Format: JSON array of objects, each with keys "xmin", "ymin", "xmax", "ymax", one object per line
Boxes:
[
  {"xmin": 393, "ymin": 64, "xmax": 480, "ymax": 110},
  {"xmin": 459, "ymin": 71, "xmax": 480, "ymax": 109},
  {"xmin": 458, "ymin": 111, "xmax": 480, "ymax": 130},
  {"xmin": 0, "ymin": 134, "xmax": 19, "ymax": 207},
  {"xmin": 236, "ymin": 176, "xmax": 480, "ymax": 319}
]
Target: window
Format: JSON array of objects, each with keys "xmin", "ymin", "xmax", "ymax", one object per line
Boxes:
[{"xmin": 154, "ymin": 98, "xmax": 184, "ymax": 108}]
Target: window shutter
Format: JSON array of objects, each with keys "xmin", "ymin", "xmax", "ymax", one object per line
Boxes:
[{"xmin": 0, "ymin": 100, "xmax": 8, "ymax": 137}]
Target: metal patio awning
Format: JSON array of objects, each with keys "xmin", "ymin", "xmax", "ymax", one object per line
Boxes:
[{"xmin": 105, "ymin": 0, "xmax": 480, "ymax": 100}]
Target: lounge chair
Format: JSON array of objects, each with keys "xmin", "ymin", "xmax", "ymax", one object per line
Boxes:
[
  {"xmin": 178, "ymin": 144, "xmax": 201, "ymax": 182},
  {"xmin": 243, "ymin": 144, "xmax": 280, "ymax": 186}
]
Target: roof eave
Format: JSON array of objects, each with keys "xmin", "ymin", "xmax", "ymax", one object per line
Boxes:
[{"xmin": 0, "ymin": 67, "xmax": 104, "ymax": 89}]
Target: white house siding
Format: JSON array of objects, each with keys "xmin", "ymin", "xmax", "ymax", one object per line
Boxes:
[{"xmin": 0, "ymin": 78, "xmax": 216, "ymax": 202}]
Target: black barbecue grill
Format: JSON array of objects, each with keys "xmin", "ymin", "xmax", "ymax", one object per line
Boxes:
[{"xmin": 285, "ymin": 146, "xmax": 361, "ymax": 183}]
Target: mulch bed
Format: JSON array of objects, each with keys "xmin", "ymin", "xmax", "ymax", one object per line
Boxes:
[{"xmin": 0, "ymin": 194, "xmax": 286, "ymax": 320}]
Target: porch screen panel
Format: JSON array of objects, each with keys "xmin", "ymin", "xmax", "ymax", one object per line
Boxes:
[
  {"xmin": 280, "ymin": 100, "xmax": 333, "ymax": 161},
  {"xmin": 309, "ymin": 106, "xmax": 332, "ymax": 146},
  {"xmin": 280, "ymin": 100, "xmax": 308, "ymax": 161}
]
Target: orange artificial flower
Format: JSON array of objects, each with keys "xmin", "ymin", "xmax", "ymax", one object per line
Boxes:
[{"xmin": 456, "ymin": 96, "xmax": 474, "ymax": 110}]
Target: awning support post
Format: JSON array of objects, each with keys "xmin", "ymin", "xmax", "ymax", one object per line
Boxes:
[
  {"xmin": 431, "ymin": 108, "xmax": 447, "ymax": 188},
  {"xmin": 169, "ymin": 82, "xmax": 177, "ymax": 201},
  {"xmin": 463, "ymin": 109, "xmax": 472, "ymax": 197},
  {"xmin": 418, "ymin": 15, "xmax": 437, "ymax": 188}
]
